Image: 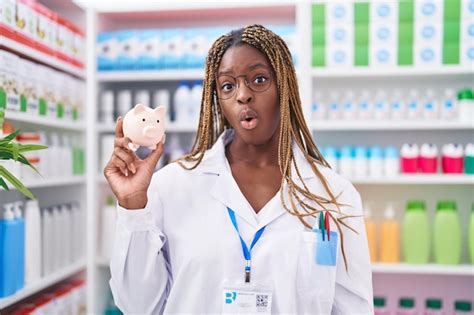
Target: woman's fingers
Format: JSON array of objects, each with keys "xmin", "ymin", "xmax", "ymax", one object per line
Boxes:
[
  {"xmin": 109, "ymin": 154, "xmax": 129, "ymax": 176},
  {"xmin": 115, "ymin": 117, "xmax": 124, "ymax": 137},
  {"xmin": 113, "ymin": 147, "xmax": 137, "ymax": 173}
]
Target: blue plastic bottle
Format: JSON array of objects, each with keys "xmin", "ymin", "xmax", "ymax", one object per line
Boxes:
[
  {"xmin": 13, "ymin": 201, "xmax": 25, "ymax": 291},
  {"xmin": 0, "ymin": 203, "xmax": 17, "ymax": 297}
]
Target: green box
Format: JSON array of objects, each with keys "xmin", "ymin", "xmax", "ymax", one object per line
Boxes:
[
  {"xmin": 312, "ymin": 46, "xmax": 326, "ymax": 67},
  {"xmin": 398, "ymin": 45, "xmax": 414, "ymax": 65},
  {"xmin": 312, "ymin": 4, "xmax": 325, "ymax": 25},
  {"xmin": 354, "ymin": 45, "xmax": 369, "ymax": 66},
  {"xmin": 443, "ymin": 42, "xmax": 460, "ymax": 64}
]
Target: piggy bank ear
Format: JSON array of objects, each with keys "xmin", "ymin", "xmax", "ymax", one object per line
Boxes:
[
  {"xmin": 133, "ymin": 104, "xmax": 147, "ymax": 114},
  {"xmin": 155, "ymin": 106, "xmax": 167, "ymax": 117}
]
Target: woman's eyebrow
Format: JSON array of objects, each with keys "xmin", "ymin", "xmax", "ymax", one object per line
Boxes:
[{"xmin": 217, "ymin": 63, "xmax": 270, "ymax": 77}]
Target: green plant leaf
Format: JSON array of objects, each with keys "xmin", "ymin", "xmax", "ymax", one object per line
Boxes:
[
  {"xmin": 0, "ymin": 129, "xmax": 20, "ymax": 144},
  {"xmin": 18, "ymin": 144, "xmax": 48, "ymax": 152},
  {"xmin": 0, "ymin": 176, "xmax": 9, "ymax": 191},
  {"xmin": 0, "ymin": 165, "xmax": 35, "ymax": 199}
]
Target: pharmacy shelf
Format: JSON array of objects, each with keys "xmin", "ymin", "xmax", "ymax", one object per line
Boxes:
[
  {"xmin": 372, "ymin": 263, "xmax": 474, "ymax": 276},
  {"xmin": 97, "ymin": 69, "xmax": 204, "ymax": 82},
  {"xmin": 0, "ymin": 35, "xmax": 85, "ymax": 79},
  {"xmin": 311, "ymin": 120, "xmax": 474, "ymax": 131},
  {"xmin": 97, "ymin": 122, "xmax": 197, "ymax": 133},
  {"xmin": 350, "ymin": 175, "xmax": 474, "ymax": 185},
  {"xmin": 3, "ymin": 176, "xmax": 86, "ymax": 191},
  {"xmin": 311, "ymin": 66, "xmax": 473, "ymax": 78},
  {"xmin": 4, "ymin": 112, "xmax": 85, "ymax": 131},
  {"xmin": 0, "ymin": 260, "xmax": 86, "ymax": 309}
]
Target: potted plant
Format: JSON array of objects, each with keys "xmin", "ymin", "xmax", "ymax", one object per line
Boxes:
[{"xmin": 0, "ymin": 128, "xmax": 47, "ymax": 199}]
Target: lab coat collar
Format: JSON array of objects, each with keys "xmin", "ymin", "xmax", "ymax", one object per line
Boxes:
[{"xmin": 201, "ymin": 129, "xmax": 317, "ymax": 228}]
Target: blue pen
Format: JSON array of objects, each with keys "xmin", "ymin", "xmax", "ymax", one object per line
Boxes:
[{"xmin": 319, "ymin": 211, "xmax": 325, "ymax": 241}]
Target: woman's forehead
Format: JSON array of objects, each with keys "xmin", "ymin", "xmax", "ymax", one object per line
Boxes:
[{"xmin": 218, "ymin": 44, "xmax": 271, "ymax": 74}]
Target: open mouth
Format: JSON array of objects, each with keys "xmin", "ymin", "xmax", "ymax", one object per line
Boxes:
[{"xmin": 239, "ymin": 110, "xmax": 259, "ymax": 130}]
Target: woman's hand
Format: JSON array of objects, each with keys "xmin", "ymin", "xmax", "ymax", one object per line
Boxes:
[{"xmin": 104, "ymin": 117, "xmax": 165, "ymax": 209}]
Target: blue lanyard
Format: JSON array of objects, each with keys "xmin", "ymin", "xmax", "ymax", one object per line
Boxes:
[{"xmin": 227, "ymin": 207, "xmax": 266, "ymax": 283}]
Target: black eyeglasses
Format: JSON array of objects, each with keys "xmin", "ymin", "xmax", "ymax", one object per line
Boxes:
[{"xmin": 215, "ymin": 68, "xmax": 273, "ymax": 100}]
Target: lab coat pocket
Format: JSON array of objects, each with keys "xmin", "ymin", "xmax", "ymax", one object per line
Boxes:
[{"xmin": 296, "ymin": 230, "xmax": 338, "ymax": 315}]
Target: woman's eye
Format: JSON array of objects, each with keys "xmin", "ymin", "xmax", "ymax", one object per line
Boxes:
[
  {"xmin": 253, "ymin": 75, "xmax": 267, "ymax": 84},
  {"xmin": 221, "ymin": 83, "xmax": 234, "ymax": 92}
]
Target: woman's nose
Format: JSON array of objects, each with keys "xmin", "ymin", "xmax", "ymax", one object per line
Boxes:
[{"xmin": 236, "ymin": 80, "xmax": 253, "ymax": 104}]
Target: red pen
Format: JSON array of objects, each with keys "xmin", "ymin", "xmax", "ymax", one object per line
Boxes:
[{"xmin": 324, "ymin": 211, "xmax": 330, "ymax": 241}]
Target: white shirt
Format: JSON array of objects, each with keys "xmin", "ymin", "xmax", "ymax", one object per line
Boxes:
[{"xmin": 110, "ymin": 130, "xmax": 373, "ymax": 315}]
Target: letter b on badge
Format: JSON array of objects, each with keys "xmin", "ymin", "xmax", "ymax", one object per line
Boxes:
[{"xmin": 225, "ymin": 291, "xmax": 237, "ymax": 304}]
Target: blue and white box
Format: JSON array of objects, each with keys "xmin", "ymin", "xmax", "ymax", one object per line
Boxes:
[
  {"xmin": 97, "ymin": 31, "xmax": 120, "ymax": 71},
  {"xmin": 137, "ymin": 29, "xmax": 162, "ymax": 70},
  {"xmin": 184, "ymin": 28, "xmax": 208, "ymax": 69},
  {"xmin": 162, "ymin": 29, "xmax": 185, "ymax": 69},
  {"xmin": 117, "ymin": 30, "xmax": 139, "ymax": 70}
]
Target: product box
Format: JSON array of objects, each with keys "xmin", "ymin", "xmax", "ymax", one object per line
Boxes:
[
  {"xmin": 17, "ymin": 57, "xmax": 28, "ymax": 113},
  {"xmin": 34, "ymin": 2, "xmax": 54, "ymax": 50},
  {"xmin": 461, "ymin": 0, "xmax": 474, "ymax": 67},
  {"xmin": 184, "ymin": 28, "xmax": 208, "ymax": 69},
  {"xmin": 24, "ymin": 59, "xmax": 39, "ymax": 116},
  {"xmin": 56, "ymin": 15, "xmax": 73, "ymax": 61},
  {"xmin": 117, "ymin": 30, "xmax": 139, "ymax": 70},
  {"xmin": 370, "ymin": 2, "xmax": 398, "ymax": 67},
  {"xmin": 16, "ymin": 0, "xmax": 38, "ymax": 42},
  {"xmin": 0, "ymin": 0, "xmax": 16, "ymax": 29},
  {"xmin": 0, "ymin": 50, "xmax": 21, "ymax": 113},
  {"xmin": 161, "ymin": 28, "xmax": 185, "ymax": 69},
  {"xmin": 97, "ymin": 31, "xmax": 120, "ymax": 71},
  {"xmin": 414, "ymin": 0, "xmax": 443, "ymax": 67},
  {"xmin": 66, "ymin": 21, "xmax": 84, "ymax": 66},
  {"xmin": 137, "ymin": 29, "xmax": 161, "ymax": 70},
  {"xmin": 326, "ymin": 2, "xmax": 353, "ymax": 67}
]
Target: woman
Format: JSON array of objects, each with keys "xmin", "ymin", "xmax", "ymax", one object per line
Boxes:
[{"xmin": 105, "ymin": 25, "xmax": 373, "ymax": 314}]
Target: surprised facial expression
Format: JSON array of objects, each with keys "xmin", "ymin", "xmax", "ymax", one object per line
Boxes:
[{"xmin": 216, "ymin": 44, "xmax": 280, "ymax": 145}]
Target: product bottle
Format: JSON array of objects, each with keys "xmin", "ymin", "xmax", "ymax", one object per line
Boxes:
[
  {"xmin": 322, "ymin": 146, "xmax": 339, "ymax": 173},
  {"xmin": 134, "ymin": 89, "xmax": 150, "ymax": 106},
  {"xmin": 339, "ymin": 146, "xmax": 354, "ymax": 178},
  {"xmin": 173, "ymin": 81, "xmax": 191, "ymax": 124},
  {"xmin": 419, "ymin": 143, "xmax": 438, "ymax": 173},
  {"xmin": 380, "ymin": 203, "xmax": 400, "ymax": 263},
  {"xmin": 397, "ymin": 298, "xmax": 417, "ymax": 315},
  {"xmin": 0, "ymin": 203, "xmax": 17, "ymax": 297},
  {"xmin": 357, "ymin": 90, "xmax": 372, "ymax": 120},
  {"xmin": 327, "ymin": 90, "xmax": 340, "ymax": 120},
  {"xmin": 153, "ymin": 89, "xmax": 171, "ymax": 123},
  {"xmin": 41, "ymin": 207, "xmax": 53, "ymax": 276},
  {"xmin": 117, "ymin": 90, "xmax": 132, "ymax": 118},
  {"xmin": 100, "ymin": 90, "xmax": 115, "ymax": 123},
  {"xmin": 373, "ymin": 90, "xmax": 389, "ymax": 120},
  {"xmin": 440, "ymin": 88, "xmax": 457, "ymax": 120},
  {"xmin": 354, "ymin": 146, "xmax": 368, "ymax": 178},
  {"xmin": 374, "ymin": 296, "xmax": 390, "ymax": 315},
  {"xmin": 24, "ymin": 200, "xmax": 42, "ymax": 284},
  {"xmin": 391, "ymin": 89, "xmax": 406, "ymax": 120},
  {"xmin": 457, "ymin": 88, "xmax": 474, "ymax": 123},
  {"xmin": 402, "ymin": 200, "xmax": 430, "ymax": 264},
  {"xmin": 342, "ymin": 90, "xmax": 357, "ymax": 120},
  {"xmin": 384, "ymin": 146, "xmax": 400, "ymax": 177},
  {"xmin": 424, "ymin": 298, "xmax": 443, "ymax": 315},
  {"xmin": 51, "ymin": 205, "xmax": 61, "ymax": 272},
  {"xmin": 13, "ymin": 201, "xmax": 25, "ymax": 292},
  {"xmin": 401, "ymin": 143, "xmax": 419, "ymax": 174},
  {"xmin": 469, "ymin": 203, "xmax": 474, "ymax": 264},
  {"xmin": 364, "ymin": 204, "xmax": 377, "ymax": 262},
  {"xmin": 61, "ymin": 203, "xmax": 73, "ymax": 264},
  {"xmin": 369, "ymin": 146, "xmax": 384, "ymax": 178},
  {"xmin": 433, "ymin": 201, "xmax": 462, "ymax": 265},
  {"xmin": 454, "ymin": 301, "xmax": 472, "ymax": 314},
  {"xmin": 101, "ymin": 196, "xmax": 117, "ymax": 260},
  {"xmin": 441, "ymin": 143, "xmax": 464, "ymax": 174},
  {"xmin": 464, "ymin": 143, "xmax": 474, "ymax": 174},
  {"xmin": 422, "ymin": 89, "xmax": 439, "ymax": 120},
  {"xmin": 189, "ymin": 81, "xmax": 203, "ymax": 124},
  {"xmin": 311, "ymin": 91, "xmax": 327, "ymax": 121},
  {"xmin": 406, "ymin": 89, "xmax": 420, "ymax": 120}
]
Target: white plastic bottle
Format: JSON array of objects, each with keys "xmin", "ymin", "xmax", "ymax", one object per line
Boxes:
[
  {"xmin": 323, "ymin": 146, "xmax": 339, "ymax": 173},
  {"xmin": 100, "ymin": 90, "xmax": 115, "ymax": 124},
  {"xmin": 101, "ymin": 196, "xmax": 117, "ymax": 261},
  {"xmin": 49, "ymin": 133, "xmax": 61, "ymax": 178},
  {"xmin": 61, "ymin": 203, "xmax": 73, "ymax": 264},
  {"xmin": 312, "ymin": 91, "xmax": 327, "ymax": 121},
  {"xmin": 168, "ymin": 135, "xmax": 185, "ymax": 162},
  {"xmin": 134, "ymin": 89, "xmax": 150, "ymax": 106},
  {"xmin": 51, "ymin": 205, "xmax": 61, "ymax": 272},
  {"xmin": 24, "ymin": 200, "xmax": 42, "ymax": 284},
  {"xmin": 62, "ymin": 134, "xmax": 73, "ymax": 177},
  {"xmin": 406, "ymin": 89, "xmax": 420, "ymax": 120},
  {"xmin": 384, "ymin": 146, "xmax": 399, "ymax": 177},
  {"xmin": 173, "ymin": 82, "xmax": 191, "ymax": 124},
  {"xmin": 440, "ymin": 88, "xmax": 458, "ymax": 120},
  {"xmin": 153, "ymin": 89, "xmax": 171, "ymax": 123},
  {"xmin": 13, "ymin": 201, "xmax": 25, "ymax": 291},
  {"xmin": 357, "ymin": 90, "xmax": 373, "ymax": 120},
  {"xmin": 189, "ymin": 81, "xmax": 203, "ymax": 125},
  {"xmin": 117, "ymin": 90, "xmax": 132, "ymax": 118},
  {"xmin": 339, "ymin": 146, "xmax": 354, "ymax": 178},
  {"xmin": 369, "ymin": 146, "xmax": 384, "ymax": 178},
  {"xmin": 342, "ymin": 90, "xmax": 356, "ymax": 120},
  {"xmin": 422, "ymin": 88, "xmax": 439, "ymax": 120},
  {"xmin": 390, "ymin": 89, "xmax": 405, "ymax": 120},
  {"xmin": 327, "ymin": 90, "xmax": 340, "ymax": 120},
  {"xmin": 354, "ymin": 146, "xmax": 368, "ymax": 178},
  {"xmin": 373, "ymin": 89, "xmax": 389, "ymax": 120},
  {"xmin": 41, "ymin": 207, "xmax": 53, "ymax": 276}
]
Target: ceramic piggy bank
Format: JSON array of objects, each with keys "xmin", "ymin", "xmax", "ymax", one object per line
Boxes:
[{"xmin": 122, "ymin": 104, "xmax": 166, "ymax": 151}]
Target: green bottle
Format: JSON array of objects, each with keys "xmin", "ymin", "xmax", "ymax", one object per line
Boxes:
[
  {"xmin": 469, "ymin": 203, "xmax": 474, "ymax": 264},
  {"xmin": 402, "ymin": 200, "xmax": 430, "ymax": 264},
  {"xmin": 433, "ymin": 201, "xmax": 461, "ymax": 265},
  {"xmin": 455, "ymin": 300, "xmax": 472, "ymax": 314}
]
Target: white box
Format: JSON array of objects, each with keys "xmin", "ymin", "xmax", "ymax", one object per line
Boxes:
[
  {"xmin": 0, "ymin": 0, "xmax": 16, "ymax": 29},
  {"xmin": 414, "ymin": 0, "xmax": 443, "ymax": 67},
  {"xmin": 0, "ymin": 50, "xmax": 20, "ymax": 113},
  {"xmin": 460, "ymin": 0, "xmax": 474, "ymax": 67},
  {"xmin": 370, "ymin": 2, "xmax": 398, "ymax": 67}
]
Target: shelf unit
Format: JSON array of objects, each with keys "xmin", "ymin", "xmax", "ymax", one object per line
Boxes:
[
  {"xmin": 0, "ymin": 0, "xmax": 88, "ymax": 312},
  {"xmin": 371, "ymin": 263, "xmax": 474, "ymax": 276},
  {"xmin": 0, "ymin": 260, "xmax": 86, "ymax": 309}
]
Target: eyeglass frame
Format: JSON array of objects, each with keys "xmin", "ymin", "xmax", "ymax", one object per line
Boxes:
[{"xmin": 214, "ymin": 68, "xmax": 275, "ymax": 100}]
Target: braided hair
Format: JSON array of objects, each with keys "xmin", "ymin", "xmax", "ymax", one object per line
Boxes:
[{"xmin": 176, "ymin": 24, "xmax": 358, "ymax": 269}]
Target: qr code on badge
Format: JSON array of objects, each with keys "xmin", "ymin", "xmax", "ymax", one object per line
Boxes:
[{"xmin": 256, "ymin": 294, "xmax": 269, "ymax": 308}]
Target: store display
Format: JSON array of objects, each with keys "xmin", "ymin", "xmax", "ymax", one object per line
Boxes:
[
  {"xmin": 402, "ymin": 200, "xmax": 430, "ymax": 264},
  {"xmin": 433, "ymin": 201, "xmax": 462, "ymax": 265}
]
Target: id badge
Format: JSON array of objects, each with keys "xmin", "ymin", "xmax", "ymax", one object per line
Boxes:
[{"xmin": 222, "ymin": 279, "xmax": 273, "ymax": 314}]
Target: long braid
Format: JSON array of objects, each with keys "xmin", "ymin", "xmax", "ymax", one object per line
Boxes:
[{"xmin": 176, "ymin": 25, "xmax": 358, "ymax": 270}]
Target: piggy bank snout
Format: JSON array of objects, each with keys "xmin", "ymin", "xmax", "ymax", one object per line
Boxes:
[{"xmin": 143, "ymin": 125, "xmax": 161, "ymax": 138}]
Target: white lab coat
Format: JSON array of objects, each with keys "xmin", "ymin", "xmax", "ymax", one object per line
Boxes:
[{"xmin": 110, "ymin": 130, "xmax": 373, "ymax": 315}]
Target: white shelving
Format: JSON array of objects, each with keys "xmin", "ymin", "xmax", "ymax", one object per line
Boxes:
[
  {"xmin": 311, "ymin": 121, "xmax": 474, "ymax": 131},
  {"xmin": 97, "ymin": 69, "xmax": 204, "ymax": 82},
  {"xmin": 350, "ymin": 175, "xmax": 474, "ymax": 185},
  {"xmin": 311, "ymin": 66, "xmax": 473, "ymax": 78},
  {"xmin": 0, "ymin": 260, "xmax": 86, "ymax": 309},
  {"xmin": 5, "ymin": 176, "xmax": 86, "ymax": 190},
  {"xmin": 0, "ymin": 36, "xmax": 85, "ymax": 79},
  {"xmin": 4, "ymin": 112, "xmax": 85, "ymax": 131},
  {"xmin": 371, "ymin": 263, "xmax": 474, "ymax": 276}
]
